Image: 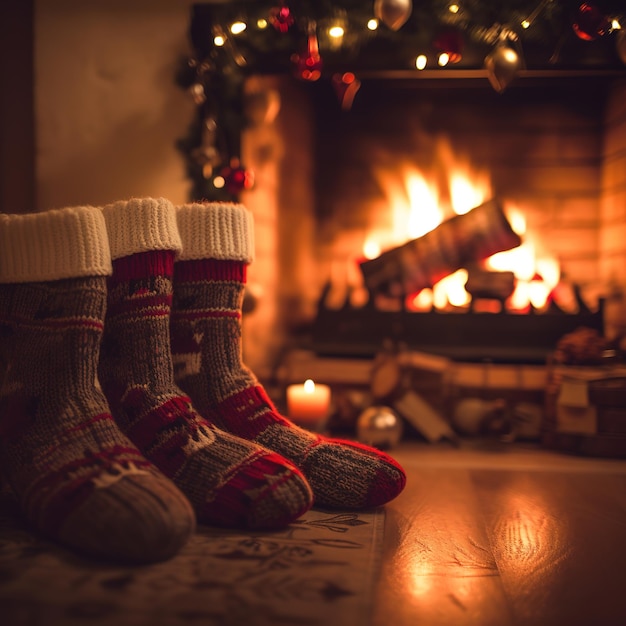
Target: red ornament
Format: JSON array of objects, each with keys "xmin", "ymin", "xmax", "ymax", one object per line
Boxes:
[
  {"xmin": 291, "ymin": 22, "xmax": 322, "ymax": 81},
  {"xmin": 434, "ymin": 29, "xmax": 464, "ymax": 64},
  {"xmin": 572, "ymin": 3, "xmax": 610, "ymax": 41},
  {"xmin": 332, "ymin": 72, "xmax": 362, "ymax": 111},
  {"xmin": 219, "ymin": 160, "xmax": 254, "ymax": 195},
  {"xmin": 269, "ymin": 5, "xmax": 294, "ymax": 34}
]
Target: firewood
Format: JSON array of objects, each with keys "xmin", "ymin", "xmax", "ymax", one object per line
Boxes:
[
  {"xmin": 359, "ymin": 198, "xmax": 521, "ymax": 297},
  {"xmin": 393, "ymin": 390, "xmax": 458, "ymax": 444}
]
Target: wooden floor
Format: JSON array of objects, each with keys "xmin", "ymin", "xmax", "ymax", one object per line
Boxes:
[
  {"xmin": 2, "ymin": 440, "xmax": 626, "ymax": 626},
  {"xmin": 375, "ymin": 441, "xmax": 626, "ymax": 626}
]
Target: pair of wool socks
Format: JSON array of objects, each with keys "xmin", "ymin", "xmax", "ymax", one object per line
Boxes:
[
  {"xmin": 97, "ymin": 197, "xmax": 404, "ymax": 515},
  {"xmin": 97, "ymin": 198, "xmax": 313, "ymax": 530}
]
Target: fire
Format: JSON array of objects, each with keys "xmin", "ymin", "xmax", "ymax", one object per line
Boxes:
[
  {"xmin": 359, "ymin": 140, "xmax": 561, "ymax": 311},
  {"xmin": 487, "ymin": 211, "xmax": 561, "ymax": 310}
]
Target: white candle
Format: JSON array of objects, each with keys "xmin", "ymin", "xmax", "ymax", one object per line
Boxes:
[{"xmin": 286, "ymin": 379, "xmax": 331, "ymax": 429}]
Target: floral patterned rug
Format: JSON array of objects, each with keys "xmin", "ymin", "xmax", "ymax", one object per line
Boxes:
[{"xmin": 0, "ymin": 492, "xmax": 384, "ymax": 626}]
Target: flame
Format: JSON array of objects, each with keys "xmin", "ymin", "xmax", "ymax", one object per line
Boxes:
[
  {"xmin": 355, "ymin": 138, "xmax": 560, "ymax": 311},
  {"xmin": 404, "ymin": 170, "xmax": 443, "ymax": 238},
  {"xmin": 486, "ymin": 209, "xmax": 560, "ymax": 310}
]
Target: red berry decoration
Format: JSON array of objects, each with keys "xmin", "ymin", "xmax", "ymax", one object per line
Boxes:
[
  {"xmin": 269, "ymin": 5, "xmax": 295, "ymax": 34},
  {"xmin": 434, "ymin": 29, "xmax": 464, "ymax": 64},
  {"xmin": 572, "ymin": 3, "xmax": 610, "ymax": 41},
  {"xmin": 219, "ymin": 160, "xmax": 254, "ymax": 195},
  {"xmin": 291, "ymin": 23, "xmax": 322, "ymax": 81}
]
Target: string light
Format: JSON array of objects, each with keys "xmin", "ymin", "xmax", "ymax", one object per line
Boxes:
[
  {"xmin": 213, "ymin": 34, "xmax": 226, "ymax": 46},
  {"xmin": 329, "ymin": 25, "xmax": 345, "ymax": 38},
  {"xmin": 230, "ymin": 21, "xmax": 247, "ymax": 35},
  {"xmin": 367, "ymin": 18, "xmax": 379, "ymax": 31},
  {"xmin": 415, "ymin": 54, "xmax": 428, "ymax": 69},
  {"xmin": 448, "ymin": 4, "xmax": 460, "ymax": 13},
  {"xmin": 521, "ymin": 0, "xmax": 551, "ymax": 30},
  {"xmin": 438, "ymin": 52, "xmax": 450, "ymax": 66}
]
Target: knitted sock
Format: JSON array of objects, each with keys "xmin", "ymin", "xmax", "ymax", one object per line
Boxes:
[
  {"xmin": 97, "ymin": 198, "xmax": 313, "ymax": 529},
  {"xmin": 171, "ymin": 202, "xmax": 407, "ymax": 509},
  {"xmin": 0, "ymin": 207, "xmax": 195, "ymax": 564}
]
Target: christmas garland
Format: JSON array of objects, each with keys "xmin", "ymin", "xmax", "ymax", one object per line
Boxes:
[{"xmin": 176, "ymin": 1, "xmax": 626, "ymax": 201}]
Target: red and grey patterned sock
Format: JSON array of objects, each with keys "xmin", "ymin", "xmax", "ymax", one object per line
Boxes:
[
  {"xmin": 98, "ymin": 198, "xmax": 313, "ymax": 529},
  {"xmin": 0, "ymin": 206, "xmax": 195, "ymax": 563},
  {"xmin": 170, "ymin": 202, "xmax": 407, "ymax": 509}
]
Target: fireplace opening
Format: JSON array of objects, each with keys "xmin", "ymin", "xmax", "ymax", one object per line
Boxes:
[
  {"xmin": 304, "ymin": 78, "xmax": 612, "ymax": 363},
  {"xmin": 234, "ymin": 76, "xmax": 623, "ymax": 370}
]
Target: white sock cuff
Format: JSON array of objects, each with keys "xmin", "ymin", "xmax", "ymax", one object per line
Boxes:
[
  {"xmin": 0, "ymin": 206, "xmax": 112, "ymax": 283},
  {"xmin": 101, "ymin": 197, "xmax": 182, "ymax": 260},
  {"xmin": 175, "ymin": 202, "xmax": 255, "ymax": 263}
]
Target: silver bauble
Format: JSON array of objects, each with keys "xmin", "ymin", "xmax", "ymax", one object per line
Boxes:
[
  {"xmin": 484, "ymin": 45, "xmax": 522, "ymax": 93},
  {"xmin": 374, "ymin": 0, "xmax": 413, "ymax": 32},
  {"xmin": 357, "ymin": 406, "xmax": 403, "ymax": 449}
]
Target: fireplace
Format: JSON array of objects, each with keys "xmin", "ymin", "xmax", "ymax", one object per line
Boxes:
[
  {"xmin": 234, "ymin": 75, "xmax": 626, "ymax": 375},
  {"xmin": 180, "ymin": 3, "xmax": 626, "ymax": 379}
]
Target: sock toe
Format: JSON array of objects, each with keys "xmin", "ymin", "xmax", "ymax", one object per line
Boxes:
[
  {"xmin": 243, "ymin": 454, "xmax": 314, "ymax": 530},
  {"xmin": 300, "ymin": 438, "xmax": 407, "ymax": 509},
  {"xmin": 56, "ymin": 470, "xmax": 196, "ymax": 564},
  {"xmin": 195, "ymin": 450, "xmax": 313, "ymax": 530}
]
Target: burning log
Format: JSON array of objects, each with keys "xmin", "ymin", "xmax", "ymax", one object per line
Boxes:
[
  {"xmin": 359, "ymin": 198, "xmax": 522, "ymax": 298},
  {"xmin": 465, "ymin": 266, "xmax": 516, "ymax": 302}
]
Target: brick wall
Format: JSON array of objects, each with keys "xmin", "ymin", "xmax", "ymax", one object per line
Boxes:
[{"xmin": 601, "ymin": 78, "xmax": 626, "ymax": 340}]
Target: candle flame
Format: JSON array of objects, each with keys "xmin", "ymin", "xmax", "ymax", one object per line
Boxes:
[{"xmin": 304, "ymin": 379, "xmax": 315, "ymax": 393}]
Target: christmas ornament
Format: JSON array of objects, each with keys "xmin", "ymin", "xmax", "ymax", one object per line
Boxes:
[
  {"xmin": 357, "ymin": 406, "xmax": 403, "ymax": 450},
  {"xmin": 291, "ymin": 21, "xmax": 323, "ymax": 81},
  {"xmin": 617, "ymin": 29, "xmax": 626, "ymax": 65},
  {"xmin": 332, "ymin": 72, "xmax": 361, "ymax": 111},
  {"xmin": 374, "ymin": 0, "xmax": 413, "ymax": 32},
  {"xmin": 218, "ymin": 159, "xmax": 254, "ymax": 195},
  {"xmin": 484, "ymin": 43, "xmax": 523, "ymax": 93},
  {"xmin": 434, "ymin": 29, "xmax": 464, "ymax": 64},
  {"xmin": 572, "ymin": 3, "xmax": 610, "ymax": 41},
  {"xmin": 451, "ymin": 398, "xmax": 505, "ymax": 436},
  {"xmin": 269, "ymin": 4, "xmax": 295, "ymax": 33}
]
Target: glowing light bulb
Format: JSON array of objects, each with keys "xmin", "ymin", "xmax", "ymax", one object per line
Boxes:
[
  {"xmin": 521, "ymin": 19, "xmax": 531, "ymax": 29},
  {"xmin": 213, "ymin": 34, "xmax": 226, "ymax": 46},
  {"xmin": 257, "ymin": 18, "xmax": 268, "ymax": 29},
  {"xmin": 329, "ymin": 25, "xmax": 345, "ymax": 38},
  {"xmin": 213, "ymin": 176, "xmax": 225, "ymax": 189},
  {"xmin": 438, "ymin": 52, "xmax": 450, "ymax": 66},
  {"xmin": 415, "ymin": 54, "xmax": 427, "ymax": 70},
  {"xmin": 230, "ymin": 21, "xmax": 247, "ymax": 35},
  {"xmin": 449, "ymin": 4, "xmax": 459, "ymax": 13},
  {"xmin": 367, "ymin": 18, "xmax": 379, "ymax": 30}
]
